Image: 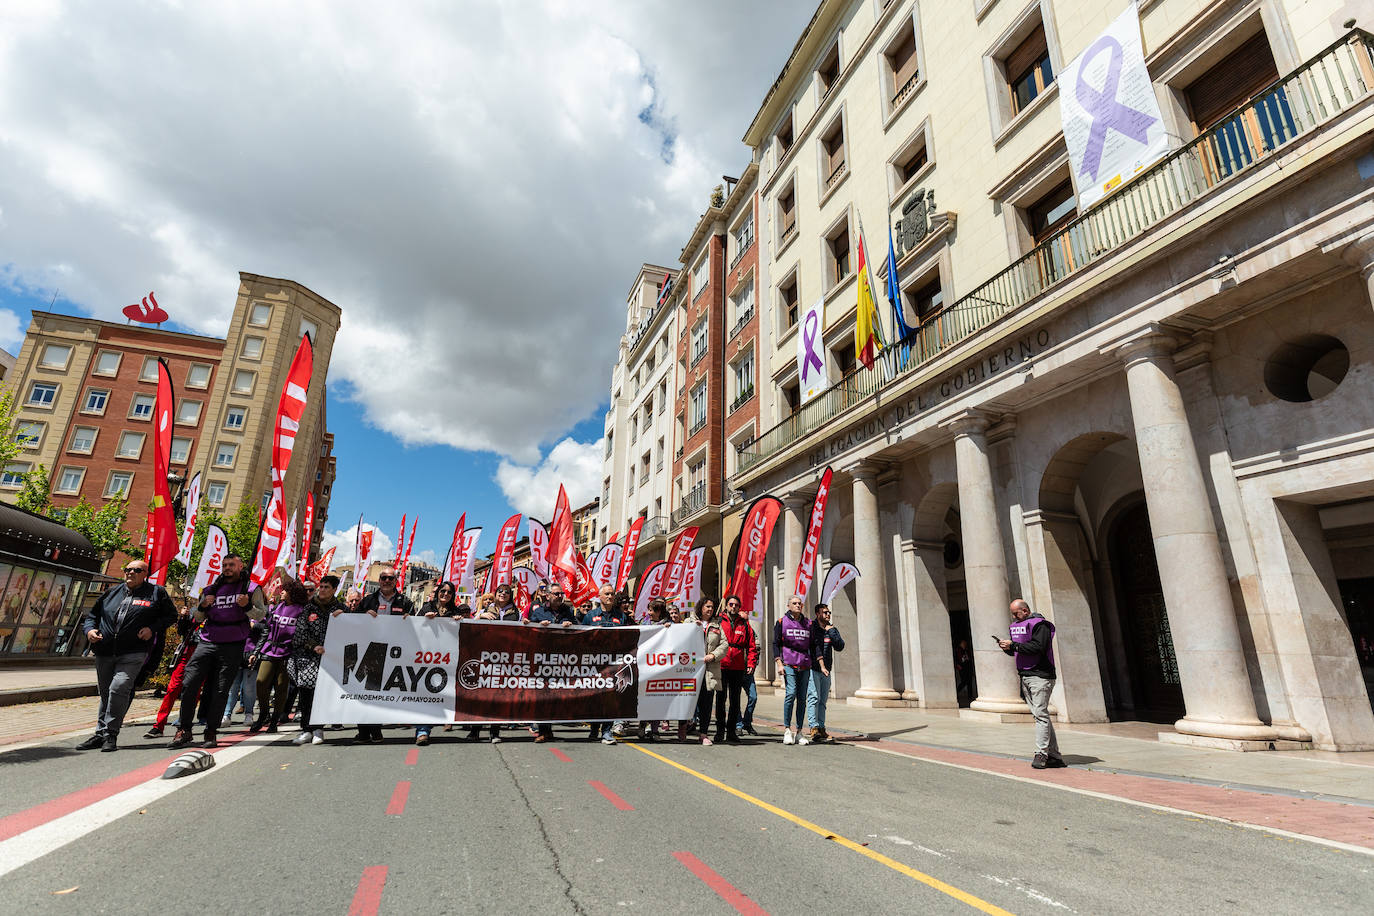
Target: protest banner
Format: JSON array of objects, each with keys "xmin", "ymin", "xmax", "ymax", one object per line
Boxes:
[{"xmin": 313, "ymin": 614, "xmax": 703, "ymax": 724}]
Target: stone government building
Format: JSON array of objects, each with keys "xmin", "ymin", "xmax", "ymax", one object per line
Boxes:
[{"xmin": 605, "ymin": 0, "xmax": 1374, "ymax": 752}]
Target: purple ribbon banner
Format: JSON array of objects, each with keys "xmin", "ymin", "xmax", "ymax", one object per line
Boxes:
[
  {"xmin": 1075, "ymin": 35, "xmax": 1157, "ymax": 182},
  {"xmin": 801, "ymin": 309, "xmax": 824, "ymax": 383}
]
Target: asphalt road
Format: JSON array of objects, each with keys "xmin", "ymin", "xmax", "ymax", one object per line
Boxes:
[{"xmin": 1, "ymin": 722, "xmax": 1372, "ymax": 915}]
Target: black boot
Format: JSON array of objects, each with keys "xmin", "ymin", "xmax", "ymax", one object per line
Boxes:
[
  {"xmin": 249, "ymin": 711, "xmax": 268, "ymax": 734},
  {"xmin": 76, "ymin": 734, "xmax": 104, "ymax": 750}
]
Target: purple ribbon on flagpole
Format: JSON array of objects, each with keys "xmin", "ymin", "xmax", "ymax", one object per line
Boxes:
[
  {"xmin": 801, "ymin": 310, "xmax": 824, "ymax": 382},
  {"xmin": 1075, "ymin": 35, "xmax": 1157, "ymax": 182}
]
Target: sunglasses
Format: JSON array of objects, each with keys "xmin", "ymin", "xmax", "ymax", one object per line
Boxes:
[
  {"xmin": 379, "ymin": 575, "xmax": 396, "ymax": 581},
  {"xmin": 123, "ymin": 567, "xmax": 147, "ymax": 574}
]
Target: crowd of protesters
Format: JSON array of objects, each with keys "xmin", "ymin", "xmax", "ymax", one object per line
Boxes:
[{"xmin": 74, "ymin": 557, "xmax": 851, "ymax": 753}]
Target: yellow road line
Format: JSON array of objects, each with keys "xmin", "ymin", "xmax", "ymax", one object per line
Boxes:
[{"xmin": 625, "ymin": 742, "xmax": 1015, "ymax": 916}]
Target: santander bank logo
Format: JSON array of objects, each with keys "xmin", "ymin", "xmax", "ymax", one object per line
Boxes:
[{"xmin": 122, "ymin": 291, "xmax": 169, "ymax": 324}]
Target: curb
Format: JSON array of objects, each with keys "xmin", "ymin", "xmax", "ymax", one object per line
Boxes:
[{"xmin": 0, "ymin": 684, "xmax": 99, "ymax": 707}]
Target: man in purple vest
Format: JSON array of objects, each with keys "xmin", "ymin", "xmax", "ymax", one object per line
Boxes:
[
  {"xmin": 171, "ymin": 554, "xmax": 266, "ymax": 749},
  {"xmin": 999, "ymin": 598, "xmax": 1066, "ymax": 769}
]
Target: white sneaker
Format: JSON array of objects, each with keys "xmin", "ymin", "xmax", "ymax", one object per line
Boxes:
[
  {"xmin": 220, "ymin": 717, "xmax": 232, "ymax": 728},
  {"xmin": 490, "ymin": 735, "xmax": 502, "ymax": 744},
  {"xmin": 292, "ymin": 731, "xmax": 312, "ymax": 745},
  {"xmin": 311, "ymin": 730, "xmax": 325, "ymax": 745},
  {"xmin": 797, "ymin": 735, "xmax": 810, "ymax": 746},
  {"xmin": 611, "ymin": 723, "xmax": 624, "ymax": 737},
  {"xmin": 601, "ymin": 735, "xmax": 617, "ymax": 745},
  {"xmin": 782, "ymin": 729, "xmax": 795, "ymax": 745}
]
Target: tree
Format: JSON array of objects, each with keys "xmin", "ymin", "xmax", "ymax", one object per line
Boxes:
[
  {"xmin": 0, "ymin": 388, "xmax": 24, "ymax": 471},
  {"xmin": 14, "ymin": 464, "xmax": 51, "ymax": 515},
  {"xmin": 64, "ymin": 496, "xmax": 136, "ymax": 557},
  {"xmin": 226, "ymin": 498, "xmax": 262, "ymax": 561}
]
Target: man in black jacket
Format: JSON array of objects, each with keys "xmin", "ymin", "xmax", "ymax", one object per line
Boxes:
[
  {"xmin": 349, "ymin": 567, "xmax": 411, "ymax": 743},
  {"xmin": 77, "ymin": 560, "xmax": 177, "ymax": 752}
]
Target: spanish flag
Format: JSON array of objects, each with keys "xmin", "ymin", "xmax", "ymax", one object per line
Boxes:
[{"xmin": 854, "ymin": 218, "xmax": 885, "ymax": 370}]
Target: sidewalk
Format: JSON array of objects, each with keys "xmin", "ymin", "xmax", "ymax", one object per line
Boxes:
[
  {"xmin": 750, "ymin": 693, "xmax": 1374, "ymax": 804},
  {"xmin": 0, "ymin": 665, "xmax": 98, "ymax": 707},
  {"xmin": 0, "ymin": 692, "xmax": 161, "ymax": 747}
]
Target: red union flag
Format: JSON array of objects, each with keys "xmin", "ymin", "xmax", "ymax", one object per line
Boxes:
[
  {"xmin": 393, "ymin": 514, "xmax": 407, "ymax": 567},
  {"xmin": 147, "ymin": 359, "xmax": 178, "ymax": 584},
  {"xmin": 592, "ymin": 542, "xmax": 623, "ymax": 588},
  {"xmin": 725, "ymin": 496, "xmax": 783, "ymax": 618},
  {"xmin": 547, "ymin": 485, "xmax": 577, "ymax": 578},
  {"xmin": 493, "ymin": 513, "xmax": 521, "ymax": 586},
  {"xmin": 794, "ymin": 466, "xmax": 833, "ymax": 600},
  {"xmin": 616, "ymin": 516, "xmax": 646, "ymax": 591},
  {"xmin": 444, "ymin": 513, "xmax": 466, "ymax": 583},
  {"xmin": 300, "ymin": 493, "xmax": 315, "ymax": 578},
  {"xmin": 660, "ymin": 526, "xmax": 699, "ymax": 599},
  {"xmin": 567, "ymin": 548, "xmax": 599, "ymax": 604},
  {"xmin": 174, "ymin": 472, "xmax": 202, "ymax": 566},
  {"xmin": 399, "ymin": 516, "xmax": 418, "ymax": 588},
  {"xmin": 305, "ymin": 546, "xmax": 336, "ymax": 583},
  {"xmin": 634, "ymin": 561, "xmax": 667, "ymax": 619},
  {"xmin": 680, "ymin": 546, "xmax": 706, "ymax": 604},
  {"xmin": 251, "ymin": 333, "xmax": 314, "ymax": 586}
]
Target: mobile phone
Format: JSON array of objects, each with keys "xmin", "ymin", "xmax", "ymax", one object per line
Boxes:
[{"xmin": 989, "ymin": 635, "xmax": 1002, "ymax": 642}]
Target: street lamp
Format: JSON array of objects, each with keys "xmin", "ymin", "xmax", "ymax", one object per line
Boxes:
[{"xmin": 167, "ymin": 472, "xmax": 187, "ymax": 518}]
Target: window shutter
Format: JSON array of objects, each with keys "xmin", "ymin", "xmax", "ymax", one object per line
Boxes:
[
  {"xmin": 891, "ymin": 29, "xmax": 918, "ymax": 88},
  {"xmin": 1005, "ymin": 24, "xmax": 1047, "ymax": 80},
  {"xmin": 1185, "ymin": 32, "xmax": 1280, "ymax": 129}
]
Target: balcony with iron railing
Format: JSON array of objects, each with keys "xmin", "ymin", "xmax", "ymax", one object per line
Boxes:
[
  {"xmin": 640, "ymin": 515, "xmax": 670, "ymax": 541},
  {"xmin": 730, "ymin": 384, "xmax": 755, "ymax": 414},
  {"xmin": 672, "ymin": 485, "xmax": 710, "ymax": 527},
  {"xmin": 639, "ymin": 468, "xmax": 650, "ymax": 486},
  {"xmin": 825, "ymin": 159, "xmax": 848, "ymax": 189},
  {"xmin": 688, "ymin": 415, "xmax": 708, "ymax": 438},
  {"xmin": 736, "ymin": 31, "xmax": 1374, "ymax": 477},
  {"xmin": 779, "ymin": 221, "xmax": 797, "ymax": 248},
  {"xmin": 729, "ymin": 234, "xmax": 753, "ymax": 270},
  {"xmin": 691, "ymin": 343, "xmax": 708, "ymax": 367},
  {"xmin": 728, "ymin": 307, "xmax": 755, "ymax": 341}
]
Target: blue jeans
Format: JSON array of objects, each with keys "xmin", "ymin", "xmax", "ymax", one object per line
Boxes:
[
  {"xmin": 806, "ymin": 669, "xmax": 831, "ymax": 730},
  {"xmin": 415, "ymin": 725, "xmax": 432, "ymax": 738},
  {"xmin": 736, "ymin": 677, "xmax": 757, "ymax": 730},
  {"xmin": 781, "ymin": 666, "xmax": 810, "ymax": 730},
  {"xmin": 223, "ymin": 667, "xmax": 257, "ymax": 721}
]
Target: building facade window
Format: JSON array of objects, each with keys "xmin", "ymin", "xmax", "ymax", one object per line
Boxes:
[
  {"xmin": 820, "ymin": 116, "xmax": 847, "ymax": 189},
  {"xmin": 27, "ymin": 382, "xmax": 57, "ymax": 407},
  {"xmin": 69, "ymin": 426, "xmax": 97, "ymax": 454},
  {"xmin": 232, "ymin": 370, "xmax": 255, "ymax": 394},
  {"xmin": 817, "ymin": 40, "xmax": 840, "ymax": 97},
  {"xmin": 731, "ymin": 349, "xmax": 755, "ymax": 410},
  {"xmin": 105, "ymin": 470, "xmax": 133, "ymax": 498},
  {"xmin": 116, "ymin": 431, "xmax": 145, "ymax": 459},
  {"xmin": 82, "ymin": 388, "xmax": 108, "ymax": 414},
  {"xmin": 206, "ymin": 481, "xmax": 228, "ymax": 506},
  {"xmin": 55, "ymin": 466, "xmax": 85, "ymax": 495},
  {"xmin": 249, "ymin": 303, "xmax": 272, "ymax": 326},
  {"xmin": 241, "ymin": 336, "xmax": 264, "ymax": 360},
  {"xmin": 214, "ymin": 442, "xmax": 237, "ymax": 467},
  {"xmin": 885, "ymin": 15, "xmax": 920, "ymax": 109},
  {"xmin": 691, "ymin": 252, "xmax": 710, "ymax": 299},
  {"xmin": 129, "ymin": 393, "xmax": 155, "ymax": 421},
  {"xmin": 731, "ymin": 210, "xmax": 754, "ymax": 263},
  {"xmin": 15, "ymin": 421, "xmax": 44, "ymax": 449},
  {"xmin": 779, "ymin": 273, "xmax": 800, "ymax": 332},
  {"xmin": 689, "ymin": 382, "xmax": 708, "ymax": 433},
  {"xmin": 1, "ymin": 462, "xmax": 32, "ymax": 488},
  {"xmin": 691, "ymin": 317, "xmax": 709, "ymax": 365},
  {"xmin": 177, "ymin": 400, "xmax": 203, "ymax": 425},
  {"xmin": 1007, "ymin": 23, "xmax": 1053, "ymax": 116},
  {"xmin": 94, "ymin": 350, "xmax": 122, "ymax": 376},
  {"xmin": 186, "ymin": 363, "xmax": 212, "ymax": 389},
  {"xmin": 140, "ymin": 357, "xmax": 159, "ymax": 382},
  {"xmin": 777, "ymin": 181, "xmax": 797, "ymax": 243},
  {"xmin": 39, "ymin": 343, "xmax": 72, "ymax": 370},
  {"xmin": 825, "ymin": 218, "xmax": 852, "ymax": 289},
  {"xmin": 170, "ymin": 436, "xmax": 192, "ymax": 464},
  {"xmin": 225, "ymin": 406, "xmax": 247, "ymax": 430}
]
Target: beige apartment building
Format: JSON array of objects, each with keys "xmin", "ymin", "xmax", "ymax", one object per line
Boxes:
[
  {"xmin": 3, "ymin": 272, "xmax": 340, "ymax": 571},
  {"xmin": 726, "ymin": 0, "xmax": 1374, "ymax": 751}
]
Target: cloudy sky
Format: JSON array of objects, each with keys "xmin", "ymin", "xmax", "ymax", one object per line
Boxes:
[{"xmin": 0, "ymin": 0, "xmax": 815, "ymax": 563}]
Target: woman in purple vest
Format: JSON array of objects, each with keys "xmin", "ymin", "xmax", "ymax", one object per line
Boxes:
[
  {"xmin": 773, "ymin": 596, "xmax": 813, "ymax": 746},
  {"xmin": 251, "ymin": 579, "xmax": 311, "ymax": 734}
]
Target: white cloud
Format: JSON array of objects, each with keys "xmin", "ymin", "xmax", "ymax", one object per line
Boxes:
[
  {"xmin": 0, "ymin": 309, "xmax": 23, "ymax": 352},
  {"xmin": 320, "ymin": 521, "xmax": 395, "ymax": 567},
  {"xmin": 0, "ymin": 1, "xmax": 814, "ymax": 460},
  {"xmin": 495, "ymin": 436, "xmax": 604, "ymax": 520}
]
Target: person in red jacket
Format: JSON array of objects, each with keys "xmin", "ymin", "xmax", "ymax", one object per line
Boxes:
[{"xmin": 717, "ymin": 594, "xmax": 758, "ymax": 744}]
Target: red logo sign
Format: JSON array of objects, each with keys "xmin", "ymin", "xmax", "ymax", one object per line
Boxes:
[
  {"xmin": 122, "ymin": 292, "xmax": 169, "ymax": 324},
  {"xmin": 645, "ymin": 678, "xmax": 697, "ymax": 694}
]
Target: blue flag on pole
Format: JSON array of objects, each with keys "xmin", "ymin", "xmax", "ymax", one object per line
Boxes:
[{"xmin": 886, "ymin": 221, "xmax": 912, "ymax": 366}]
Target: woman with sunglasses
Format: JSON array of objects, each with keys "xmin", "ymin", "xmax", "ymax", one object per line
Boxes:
[{"xmin": 421, "ymin": 581, "xmax": 460, "ymax": 618}]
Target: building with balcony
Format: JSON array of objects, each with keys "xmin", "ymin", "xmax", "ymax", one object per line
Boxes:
[
  {"xmin": 597, "ymin": 265, "xmax": 681, "ymax": 577},
  {"xmin": 3, "ymin": 272, "xmax": 341, "ymax": 573},
  {"xmin": 726, "ymin": 0, "xmax": 1374, "ymax": 751}
]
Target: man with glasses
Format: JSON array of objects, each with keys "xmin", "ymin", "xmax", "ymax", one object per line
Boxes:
[
  {"xmin": 77, "ymin": 561, "xmax": 176, "ymax": 752},
  {"xmin": 171, "ymin": 553, "xmax": 266, "ymax": 749},
  {"xmin": 349, "ymin": 566, "xmax": 413, "ymax": 743}
]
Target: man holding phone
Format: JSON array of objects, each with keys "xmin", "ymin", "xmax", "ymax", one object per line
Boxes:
[{"xmin": 997, "ymin": 598, "xmax": 1065, "ymax": 769}]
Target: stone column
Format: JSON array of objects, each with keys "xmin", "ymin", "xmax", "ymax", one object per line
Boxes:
[
  {"xmin": 849, "ymin": 463, "xmax": 901, "ymax": 703},
  {"xmin": 1118, "ymin": 331, "xmax": 1276, "ymax": 743},
  {"xmin": 1023, "ymin": 509, "xmax": 1107, "ymax": 723},
  {"xmin": 908, "ymin": 539, "xmax": 958, "ymax": 708},
  {"xmin": 782, "ymin": 495, "xmax": 808, "ymax": 605},
  {"xmin": 947, "ymin": 411, "xmax": 1027, "ymax": 717}
]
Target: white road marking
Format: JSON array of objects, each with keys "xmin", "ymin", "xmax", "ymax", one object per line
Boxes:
[
  {"xmin": 854, "ymin": 742, "xmax": 1374, "ymax": 858},
  {"xmin": 884, "ymin": 834, "xmax": 949, "ymax": 857},
  {"xmin": 0, "ymin": 736, "xmax": 279, "ymax": 878},
  {"xmin": 981, "ymin": 874, "xmax": 1076, "ymax": 912}
]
